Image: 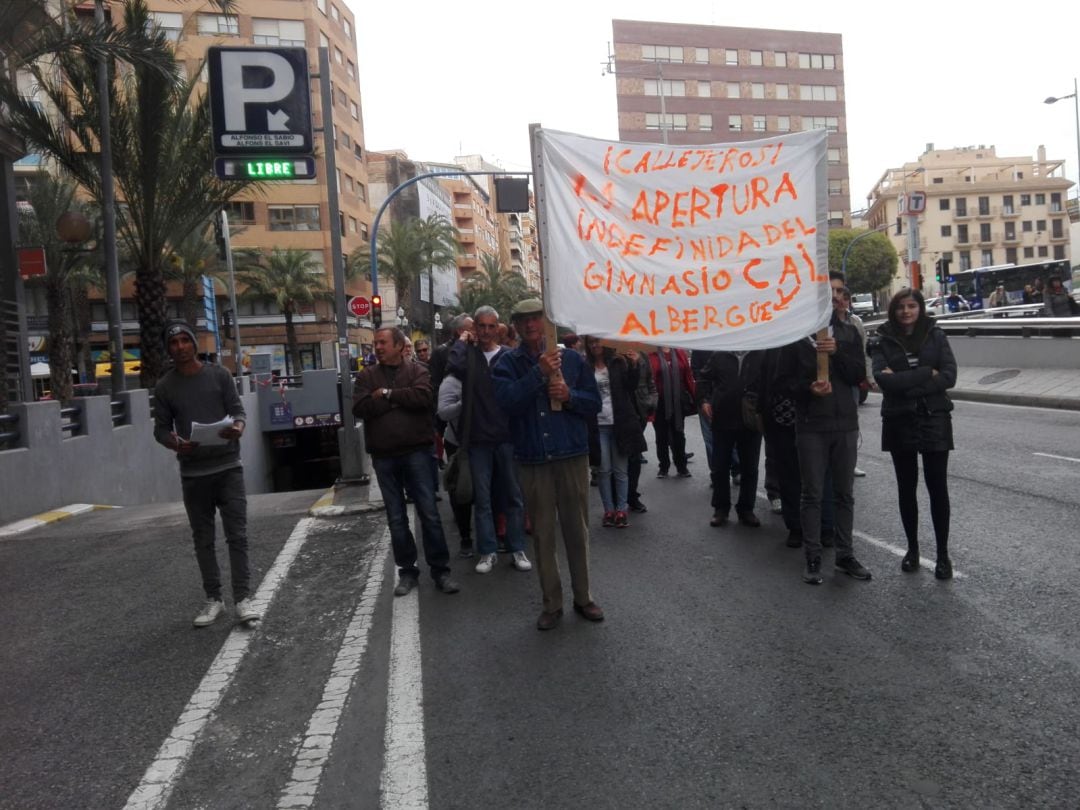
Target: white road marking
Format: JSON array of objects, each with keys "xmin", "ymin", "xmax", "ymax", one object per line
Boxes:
[
  {"xmin": 380, "ymin": 532, "xmax": 429, "ymax": 809},
  {"xmin": 277, "ymin": 527, "xmax": 390, "ymax": 809},
  {"xmin": 1033, "ymin": 452, "xmax": 1080, "ymax": 464},
  {"xmin": 124, "ymin": 517, "xmax": 318, "ymax": 810}
]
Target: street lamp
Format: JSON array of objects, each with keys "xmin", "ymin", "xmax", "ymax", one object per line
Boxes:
[
  {"xmin": 397, "ymin": 306, "xmax": 408, "ymax": 331},
  {"xmin": 1044, "ymin": 78, "xmax": 1080, "ymax": 206},
  {"xmin": 433, "ymin": 311, "xmax": 442, "ymax": 339},
  {"xmin": 603, "ymin": 46, "xmax": 670, "ymax": 145}
]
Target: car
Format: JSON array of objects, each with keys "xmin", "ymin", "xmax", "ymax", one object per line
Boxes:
[{"xmin": 850, "ymin": 293, "xmax": 875, "ymax": 317}]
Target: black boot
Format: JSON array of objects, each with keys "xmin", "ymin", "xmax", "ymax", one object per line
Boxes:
[{"xmin": 901, "ymin": 545, "xmax": 920, "ymax": 573}]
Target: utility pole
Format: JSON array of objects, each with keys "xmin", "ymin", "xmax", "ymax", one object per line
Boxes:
[{"xmin": 219, "ymin": 210, "xmax": 242, "ymax": 379}]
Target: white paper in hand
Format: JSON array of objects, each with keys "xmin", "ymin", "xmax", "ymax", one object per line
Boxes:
[{"xmin": 189, "ymin": 416, "xmax": 234, "ymax": 446}]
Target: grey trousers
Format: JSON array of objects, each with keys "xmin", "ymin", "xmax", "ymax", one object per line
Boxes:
[
  {"xmin": 796, "ymin": 430, "xmax": 858, "ymax": 560},
  {"xmin": 181, "ymin": 466, "xmax": 250, "ymax": 601}
]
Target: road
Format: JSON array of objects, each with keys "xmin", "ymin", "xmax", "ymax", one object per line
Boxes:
[{"xmin": 2, "ymin": 397, "xmax": 1079, "ymax": 809}]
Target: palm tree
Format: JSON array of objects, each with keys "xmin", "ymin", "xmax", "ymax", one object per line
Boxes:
[
  {"xmin": 237, "ymin": 248, "xmax": 330, "ymax": 375},
  {"xmin": 1, "ymin": 0, "xmax": 253, "ymax": 388},
  {"xmin": 456, "ymin": 253, "xmax": 530, "ymax": 320},
  {"xmin": 16, "ymin": 173, "xmax": 99, "ymax": 402},
  {"xmin": 349, "ymin": 214, "xmax": 459, "ymax": 327},
  {"xmin": 164, "ymin": 226, "xmax": 225, "ymax": 332}
]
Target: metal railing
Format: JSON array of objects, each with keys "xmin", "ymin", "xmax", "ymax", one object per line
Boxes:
[
  {"xmin": 927, "ymin": 303, "xmax": 1079, "ymax": 337},
  {"xmin": 0, "ymin": 412, "xmax": 19, "ymax": 449},
  {"xmin": 111, "ymin": 399, "xmax": 126, "ymax": 426},
  {"xmin": 60, "ymin": 404, "xmax": 82, "ymax": 436}
]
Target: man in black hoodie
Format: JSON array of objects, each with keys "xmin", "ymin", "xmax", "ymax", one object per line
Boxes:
[{"xmin": 778, "ymin": 289, "xmax": 871, "ymax": 585}]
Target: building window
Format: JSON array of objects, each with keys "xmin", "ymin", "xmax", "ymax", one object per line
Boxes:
[
  {"xmin": 750, "ymin": 50, "xmax": 763, "ymax": 66},
  {"xmin": 798, "ymin": 52, "xmax": 835, "ymax": 69},
  {"xmin": 751, "ymin": 83, "xmax": 765, "ymax": 99},
  {"xmin": 252, "ymin": 18, "xmax": 306, "ymax": 46},
  {"xmin": 727, "ymin": 81, "xmax": 740, "ymax": 99},
  {"xmin": 979, "ymin": 222, "xmax": 991, "ymax": 241},
  {"xmin": 699, "ymin": 114, "xmax": 712, "ymax": 131},
  {"xmin": 1037, "ymin": 245, "xmax": 1048, "ymax": 257},
  {"xmin": 1004, "ymin": 222, "xmax": 1016, "ymax": 240},
  {"xmin": 148, "ymin": 11, "xmax": 183, "ymax": 41},
  {"xmin": 319, "ymin": 32, "xmax": 329, "ymax": 48},
  {"xmin": 976, "ymin": 196, "xmax": 990, "ymax": 216},
  {"xmin": 1035, "ymin": 193, "xmax": 1046, "ymax": 205},
  {"xmin": 695, "ymin": 47, "xmax": 709, "ymax": 64},
  {"xmin": 828, "ymin": 211, "xmax": 844, "ymax": 226},
  {"xmin": 359, "ymin": 222, "xmax": 369, "ymax": 242},
  {"xmin": 955, "ymin": 198, "xmax": 967, "ymax": 216},
  {"xmin": 641, "ymin": 45, "xmax": 684, "ymax": 63},
  {"xmin": 957, "ymin": 224, "xmax": 969, "ymax": 243},
  {"xmin": 698, "ymin": 81, "xmax": 711, "ymax": 98},
  {"xmin": 827, "ymin": 148, "xmax": 841, "ymax": 164},
  {"xmin": 752, "ymin": 115, "xmax": 766, "ymax": 132},
  {"xmin": 268, "ymin": 204, "xmax": 321, "ymax": 231},
  {"xmin": 330, "ymin": 4, "xmax": 340, "ymax": 21},
  {"xmin": 316, "ymin": 0, "xmax": 326, "ymax": 13},
  {"xmin": 197, "ymin": 13, "xmax": 239, "ymax": 36},
  {"xmin": 799, "ymin": 84, "xmax": 837, "ymax": 101},
  {"xmin": 645, "ymin": 113, "xmax": 687, "ymax": 131},
  {"xmin": 775, "ymin": 84, "xmax": 789, "ymax": 100},
  {"xmin": 348, "ymin": 216, "xmax": 357, "ymax": 233},
  {"xmin": 357, "ymin": 182, "xmax": 366, "ymax": 202},
  {"xmin": 225, "ymin": 201, "xmax": 255, "ymax": 224},
  {"xmin": 1054, "ymin": 245, "xmax": 1066, "ymax": 260},
  {"xmin": 774, "ymin": 51, "xmax": 787, "ymax": 67},
  {"xmin": 828, "ymin": 179, "xmax": 842, "ymax": 196},
  {"xmin": 344, "ymin": 174, "xmax": 354, "ymax": 192},
  {"xmin": 804, "ymin": 116, "xmax": 839, "ymax": 131},
  {"xmin": 343, "ymin": 19, "xmax": 351, "ymax": 38},
  {"xmin": 350, "ymin": 100, "xmax": 358, "ymax": 120},
  {"xmin": 1050, "ymin": 192, "xmax": 1062, "ymax": 212},
  {"xmin": 939, "ymin": 198, "xmax": 950, "ymax": 211},
  {"xmin": 725, "ymin": 49, "xmax": 738, "ymax": 66},
  {"xmin": 1036, "ymin": 219, "xmax": 1046, "ymax": 232},
  {"xmin": 1022, "ymin": 220, "xmax": 1033, "ymax": 232},
  {"xmin": 981, "ymin": 249, "xmax": 994, "ymax": 266},
  {"xmin": 645, "ymin": 79, "xmax": 685, "ymax": 97},
  {"xmin": 959, "ymin": 251, "xmax": 971, "ymax": 271},
  {"xmin": 940, "ymin": 225, "xmax": 952, "ymax": 237},
  {"xmin": 340, "ymin": 130, "xmax": 350, "ymax": 149},
  {"xmin": 354, "ymin": 144, "xmax": 363, "ymax": 160},
  {"xmin": 346, "ymin": 61, "xmax": 355, "ymax": 79},
  {"xmin": 776, "ymin": 116, "xmax": 790, "ymax": 133},
  {"xmin": 1002, "ymin": 195, "xmax": 1014, "ymax": 214},
  {"xmin": 1052, "ymin": 219, "xmax": 1064, "ymax": 238},
  {"xmin": 334, "ymin": 47, "xmax": 343, "ymax": 65},
  {"xmin": 1020, "ymin": 193, "xmax": 1031, "ymax": 206},
  {"xmin": 728, "ymin": 114, "xmax": 742, "ymax": 132},
  {"xmin": 1006, "ymin": 247, "xmax": 1018, "ymax": 264},
  {"xmin": 1023, "ymin": 246, "xmax": 1034, "ymax": 258}
]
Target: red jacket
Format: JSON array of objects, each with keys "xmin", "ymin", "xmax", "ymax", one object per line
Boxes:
[{"xmin": 648, "ymin": 348, "xmax": 695, "ymax": 421}]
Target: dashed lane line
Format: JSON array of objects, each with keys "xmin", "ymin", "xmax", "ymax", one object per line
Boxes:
[
  {"xmin": 277, "ymin": 527, "xmax": 390, "ymax": 809},
  {"xmin": 1033, "ymin": 452, "xmax": 1080, "ymax": 464},
  {"xmin": 123, "ymin": 516, "xmax": 318, "ymax": 810}
]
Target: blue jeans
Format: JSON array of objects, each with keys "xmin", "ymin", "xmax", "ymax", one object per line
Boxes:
[
  {"xmin": 372, "ymin": 449, "xmax": 451, "ymax": 579},
  {"xmin": 597, "ymin": 425, "xmax": 629, "ymax": 512},
  {"xmin": 468, "ymin": 442, "xmax": 526, "ymax": 555}
]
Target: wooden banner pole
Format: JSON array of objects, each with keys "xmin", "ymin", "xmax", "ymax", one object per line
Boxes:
[
  {"xmin": 816, "ymin": 328, "xmax": 829, "ymax": 382},
  {"xmin": 529, "ymin": 122, "xmax": 563, "ymax": 411}
]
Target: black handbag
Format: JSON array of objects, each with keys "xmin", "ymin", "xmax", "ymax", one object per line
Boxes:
[{"xmin": 442, "ymin": 350, "xmax": 477, "ymax": 506}]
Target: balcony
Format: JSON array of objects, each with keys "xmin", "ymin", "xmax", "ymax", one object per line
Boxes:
[
  {"xmin": 974, "ymin": 207, "xmax": 993, "ymax": 220},
  {"xmin": 977, "ymin": 233, "xmax": 995, "ymax": 246},
  {"xmin": 1002, "ymin": 231, "xmax": 1020, "ymax": 244},
  {"xmin": 1049, "ymin": 231, "xmax": 1069, "ymax": 242},
  {"xmin": 953, "ymin": 210, "xmax": 972, "ymax": 220},
  {"xmin": 999, "ymin": 206, "xmax": 1020, "ymax": 218}
]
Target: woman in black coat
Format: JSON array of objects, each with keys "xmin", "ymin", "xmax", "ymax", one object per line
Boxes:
[
  {"xmin": 868, "ymin": 288, "xmax": 958, "ymax": 579},
  {"xmin": 585, "ymin": 337, "xmax": 647, "ymax": 528}
]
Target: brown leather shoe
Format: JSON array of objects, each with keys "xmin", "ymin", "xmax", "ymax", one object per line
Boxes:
[
  {"xmin": 536, "ymin": 609, "xmax": 563, "ymax": 631},
  {"xmin": 573, "ymin": 602, "xmax": 605, "ymax": 622}
]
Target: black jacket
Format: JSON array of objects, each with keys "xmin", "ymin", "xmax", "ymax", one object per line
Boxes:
[
  {"xmin": 696, "ymin": 351, "xmax": 765, "ymax": 431},
  {"xmin": 588, "ymin": 356, "xmax": 647, "ymax": 463},
  {"xmin": 868, "ymin": 321, "xmax": 957, "ymax": 418},
  {"xmin": 777, "ymin": 316, "xmax": 865, "ymax": 434},
  {"xmin": 447, "ymin": 341, "xmax": 511, "ymax": 446}
]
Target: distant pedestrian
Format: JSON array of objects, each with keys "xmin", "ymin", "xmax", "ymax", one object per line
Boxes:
[
  {"xmin": 354, "ymin": 326, "xmax": 460, "ymax": 597},
  {"xmin": 493, "ymin": 298, "xmax": 604, "ymax": 630},
  {"xmin": 153, "ymin": 321, "xmax": 259, "ymax": 627},
  {"xmin": 415, "ymin": 339, "xmax": 432, "ymax": 364},
  {"xmin": 1043, "ymin": 276, "xmax": 1076, "ymax": 317},
  {"xmin": 584, "ymin": 336, "xmax": 646, "ymax": 529},
  {"xmin": 868, "ymin": 288, "xmax": 958, "ymax": 579},
  {"xmin": 626, "ymin": 350, "xmax": 657, "ymax": 513},
  {"xmin": 649, "ymin": 346, "xmax": 695, "ymax": 478},
  {"xmin": 988, "ymin": 284, "xmax": 1009, "ymax": 309}
]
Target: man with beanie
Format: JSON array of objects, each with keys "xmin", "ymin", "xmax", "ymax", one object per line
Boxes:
[{"xmin": 153, "ymin": 321, "xmax": 259, "ymax": 626}]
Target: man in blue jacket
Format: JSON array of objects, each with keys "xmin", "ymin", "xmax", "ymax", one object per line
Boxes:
[{"xmin": 493, "ymin": 299, "xmax": 604, "ymax": 630}]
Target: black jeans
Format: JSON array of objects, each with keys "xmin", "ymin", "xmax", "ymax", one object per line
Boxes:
[
  {"xmin": 653, "ymin": 401, "xmax": 688, "ymax": 473},
  {"xmin": 890, "ymin": 450, "xmax": 951, "ymax": 556},
  {"xmin": 373, "ymin": 449, "xmax": 451, "ymax": 580},
  {"xmin": 796, "ymin": 430, "xmax": 858, "ymax": 560},
  {"xmin": 181, "ymin": 467, "xmax": 250, "ymax": 601},
  {"xmin": 710, "ymin": 427, "xmax": 762, "ymax": 515}
]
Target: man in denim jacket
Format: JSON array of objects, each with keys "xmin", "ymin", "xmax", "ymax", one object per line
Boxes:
[{"xmin": 492, "ymin": 299, "xmax": 604, "ymax": 631}]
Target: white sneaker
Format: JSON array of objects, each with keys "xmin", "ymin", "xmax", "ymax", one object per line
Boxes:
[
  {"xmin": 769, "ymin": 498, "xmax": 783, "ymax": 514},
  {"xmin": 853, "ymin": 467, "xmax": 867, "ymax": 478},
  {"xmin": 193, "ymin": 598, "xmax": 224, "ymax": 627},
  {"xmin": 235, "ymin": 598, "xmax": 261, "ymax": 622},
  {"xmin": 512, "ymin": 551, "xmax": 533, "ymax": 571},
  {"xmin": 475, "ymin": 553, "xmax": 497, "ymax": 574}
]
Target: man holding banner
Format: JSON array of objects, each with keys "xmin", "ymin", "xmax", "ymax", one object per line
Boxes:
[{"xmin": 493, "ymin": 298, "xmax": 604, "ymax": 631}]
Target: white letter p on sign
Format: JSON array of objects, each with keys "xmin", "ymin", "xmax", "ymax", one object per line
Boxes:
[{"xmin": 220, "ymin": 51, "xmax": 296, "ymax": 132}]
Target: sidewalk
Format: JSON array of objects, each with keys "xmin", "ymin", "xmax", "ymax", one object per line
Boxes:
[{"xmin": 948, "ymin": 366, "xmax": 1080, "ymax": 411}]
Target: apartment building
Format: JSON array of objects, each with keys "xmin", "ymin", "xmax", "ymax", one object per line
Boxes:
[
  {"xmin": 865, "ymin": 144, "xmax": 1073, "ymax": 293},
  {"xmin": 610, "ymin": 19, "xmax": 852, "ymax": 228},
  {"xmin": 144, "ymin": 0, "xmax": 373, "ymax": 373}
]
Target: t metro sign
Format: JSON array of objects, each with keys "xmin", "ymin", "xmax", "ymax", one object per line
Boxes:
[{"xmin": 208, "ymin": 46, "xmax": 313, "ymax": 154}]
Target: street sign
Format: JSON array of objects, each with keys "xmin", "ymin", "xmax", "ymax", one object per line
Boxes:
[
  {"xmin": 214, "ymin": 156, "xmax": 317, "ymax": 180},
  {"xmin": 348, "ymin": 296, "xmax": 371, "ymax": 317},
  {"xmin": 208, "ymin": 47, "xmax": 313, "ymax": 155},
  {"xmin": 18, "ymin": 247, "xmax": 47, "ymax": 280}
]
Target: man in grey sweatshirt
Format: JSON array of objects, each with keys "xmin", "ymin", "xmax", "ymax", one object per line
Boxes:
[{"xmin": 153, "ymin": 321, "xmax": 258, "ymax": 626}]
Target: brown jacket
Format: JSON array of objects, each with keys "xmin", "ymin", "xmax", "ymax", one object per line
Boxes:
[{"xmin": 353, "ymin": 361, "xmax": 433, "ymax": 458}]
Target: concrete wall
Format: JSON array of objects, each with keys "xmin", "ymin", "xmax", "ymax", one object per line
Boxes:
[
  {"xmin": 0, "ymin": 384, "xmax": 272, "ymax": 526},
  {"xmin": 948, "ymin": 335, "xmax": 1080, "ymax": 369}
]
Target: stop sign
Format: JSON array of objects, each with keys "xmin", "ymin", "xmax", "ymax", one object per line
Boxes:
[{"xmin": 348, "ymin": 296, "xmax": 370, "ymax": 317}]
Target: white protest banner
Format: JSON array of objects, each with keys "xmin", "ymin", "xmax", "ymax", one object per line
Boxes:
[{"xmin": 534, "ymin": 128, "xmax": 832, "ymax": 350}]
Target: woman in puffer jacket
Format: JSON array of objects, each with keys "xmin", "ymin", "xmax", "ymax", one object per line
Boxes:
[{"xmin": 867, "ymin": 288, "xmax": 958, "ymax": 580}]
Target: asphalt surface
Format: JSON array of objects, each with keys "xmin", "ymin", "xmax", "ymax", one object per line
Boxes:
[{"xmin": 2, "ymin": 398, "xmax": 1079, "ymax": 809}]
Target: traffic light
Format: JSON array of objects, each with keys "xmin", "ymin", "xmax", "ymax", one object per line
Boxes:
[
  {"xmin": 935, "ymin": 259, "xmax": 943, "ymax": 282},
  {"xmin": 222, "ymin": 309, "xmax": 234, "ymax": 341},
  {"xmin": 371, "ymin": 294, "xmax": 382, "ymax": 328},
  {"xmin": 212, "ymin": 212, "xmax": 227, "ymax": 260}
]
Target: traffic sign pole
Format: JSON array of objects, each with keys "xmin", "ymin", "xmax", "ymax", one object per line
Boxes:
[
  {"xmin": 221, "ymin": 210, "xmax": 243, "ymax": 380},
  {"xmin": 317, "ymin": 47, "xmax": 365, "ymax": 483}
]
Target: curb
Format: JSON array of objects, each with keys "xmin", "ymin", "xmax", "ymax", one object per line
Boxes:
[
  {"xmin": 949, "ymin": 390, "xmax": 1080, "ymax": 412},
  {"xmin": 308, "ymin": 485, "xmax": 383, "ymax": 518},
  {"xmin": 0, "ymin": 504, "xmax": 121, "ymax": 539}
]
